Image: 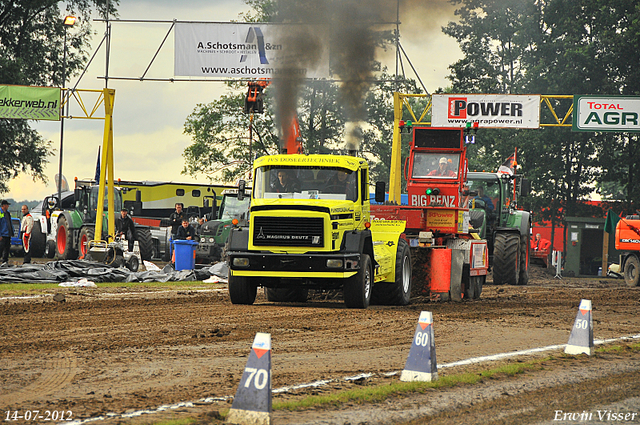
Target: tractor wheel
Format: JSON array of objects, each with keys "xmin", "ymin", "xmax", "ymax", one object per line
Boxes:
[
  {"xmin": 30, "ymin": 221, "xmax": 46, "ymax": 258},
  {"xmin": 45, "ymin": 240, "xmax": 56, "ymax": 258},
  {"xmin": 229, "ymin": 274, "xmax": 258, "ymax": 305},
  {"xmin": 472, "ymin": 275, "xmax": 484, "ymax": 299},
  {"xmin": 371, "ymin": 238, "xmax": 412, "ymax": 306},
  {"xmin": 343, "ymin": 254, "xmax": 373, "ymax": 309},
  {"xmin": 126, "ymin": 256, "xmax": 140, "ymax": 272},
  {"xmin": 135, "ymin": 228, "xmax": 153, "ymax": 261},
  {"xmin": 518, "ymin": 233, "xmax": 530, "ymax": 285},
  {"xmin": 264, "ymin": 287, "xmax": 308, "ymax": 303},
  {"xmin": 492, "ymin": 232, "xmax": 520, "ymax": 285},
  {"xmin": 624, "ymin": 255, "xmax": 640, "ymax": 287},
  {"xmin": 56, "ymin": 216, "xmax": 77, "ymax": 260},
  {"xmin": 78, "ymin": 227, "xmax": 95, "ymax": 260}
]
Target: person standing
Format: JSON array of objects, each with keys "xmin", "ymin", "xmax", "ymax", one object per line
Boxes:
[
  {"xmin": 0, "ymin": 200, "xmax": 14, "ymax": 265},
  {"xmin": 169, "ymin": 203, "xmax": 185, "ymax": 237},
  {"xmin": 20, "ymin": 205, "xmax": 34, "ymax": 264},
  {"xmin": 116, "ymin": 208, "xmax": 136, "ymax": 252}
]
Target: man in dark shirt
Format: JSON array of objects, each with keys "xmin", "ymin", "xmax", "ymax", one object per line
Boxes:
[
  {"xmin": 116, "ymin": 208, "xmax": 136, "ymax": 251},
  {"xmin": 0, "ymin": 200, "xmax": 14, "ymax": 265},
  {"xmin": 169, "ymin": 203, "xmax": 185, "ymax": 237},
  {"xmin": 271, "ymin": 170, "xmax": 301, "ymax": 193},
  {"xmin": 175, "ymin": 218, "xmax": 197, "ymax": 240}
]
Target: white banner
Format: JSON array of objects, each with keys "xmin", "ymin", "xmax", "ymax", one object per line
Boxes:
[
  {"xmin": 431, "ymin": 94, "xmax": 540, "ymax": 129},
  {"xmin": 174, "ymin": 23, "xmax": 330, "ymax": 78},
  {"xmin": 573, "ymin": 96, "xmax": 640, "ymax": 132}
]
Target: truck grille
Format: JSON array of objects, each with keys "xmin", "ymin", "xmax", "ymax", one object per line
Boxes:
[{"xmin": 253, "ymin": 217, "xmax": 324, "ymax": 247}]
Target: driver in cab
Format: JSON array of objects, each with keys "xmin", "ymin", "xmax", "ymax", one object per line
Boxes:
[
  {"xmin": 428, "ymin": 157, "xmax": 456, "ymax": 177},
  {"xmin": 271, "ymin": 170, "xmax": 301, "ymax": 193}
]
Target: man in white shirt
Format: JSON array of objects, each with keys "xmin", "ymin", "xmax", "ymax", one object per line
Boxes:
[{"xmin": 21, "ymin": 205, "xmax": 34, "ymax": 264}]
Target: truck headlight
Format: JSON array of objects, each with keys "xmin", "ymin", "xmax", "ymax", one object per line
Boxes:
[
  {"xmin": 233, "ymin": 258, "xmax": 250, "ymax": 267},
  {"xmin": 326, "ymin": 259, "xmax": 343, "ymax": 268},
  {"xmin": 209, "ymin": 237, "xmax": 215, "ymax": 243}
]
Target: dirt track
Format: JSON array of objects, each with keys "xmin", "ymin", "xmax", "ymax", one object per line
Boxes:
[{"xmin": 0, "ymin": 265, "xmax": 639, "ymax": 424}]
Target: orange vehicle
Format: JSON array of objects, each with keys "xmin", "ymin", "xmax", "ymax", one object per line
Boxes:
[{"xmin": 614, "ymin": 216, "xmax": 640, "ymax": 286}]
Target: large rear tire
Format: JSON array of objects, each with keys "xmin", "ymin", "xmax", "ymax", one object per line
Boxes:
[
  {"xmin": 343, "ymin": 254, "xmax": 373, "ymax": 309},
  {"xmin": 135, "ymin": 227, "xmax": 153, "ymax": 261},
  {"xmin": 371, "ymin": 239, "xmax": 412, "ymax": 306},
  {"xmin": 493, "ymin": 232, "xmax": 520, "ymax": 285},
  {"xmin": 624, "ymin": 255, "xmax": 640, "ymax": 287},
  {"xmin": 265, "ymin": 287, "xmax": 308, "ymax": 303},
  {"xmin": 56, "ymin": 216, "xmax": 77, "ymax": 260},
  {"xmin": 78, "ymin": 227, "xmax": 95, "ymax": 259},
  {"xmin": 30, "ymin": 221, "xmax": 46, "ymax": 258},
  {"xmin": 229, "ymin": 274, "xmax": 258, "ymax": 305}
]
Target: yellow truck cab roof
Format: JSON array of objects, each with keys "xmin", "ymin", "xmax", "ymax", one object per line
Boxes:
[{"xmin": 253, "ymin": 154, "xmax": 366, "ymax": 172}]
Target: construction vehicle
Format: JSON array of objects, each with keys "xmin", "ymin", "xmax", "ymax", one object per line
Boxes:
[
  {"xmin": 614, "ymin": 216, "xmax": 640, "ymax": 286},
  {"xmin": 466, "ymin": 167, "xmax": 532, "ymax": 285},
  {"xmin": 196, "ymin": 188, "xmax": 251, "ymax": 263},
  {"xmin": 226, "ymin": 154, "xmax": 410, "ymax": 308},
  {"xmin": 370, "ymin": 127, "xmax": 489, "ymax": 300},
  {"xmin": 29, "ymin": 180, "xmax": 154, "ymax": 262}
]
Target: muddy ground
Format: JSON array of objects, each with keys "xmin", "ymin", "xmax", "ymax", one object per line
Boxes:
[{"xmin": 0, "ymin": 263, "xmax": 639, "ymax": 424}]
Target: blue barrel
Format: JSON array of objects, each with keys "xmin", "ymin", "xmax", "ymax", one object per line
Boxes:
[{"xmin": 172, "ymin": 240, "xmax": 198, "ymax": 270}]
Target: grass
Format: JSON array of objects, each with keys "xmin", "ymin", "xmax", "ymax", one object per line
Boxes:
[
  {"xmin": 0, "ymin": 281, "xmax": 223, "ymax": 296},
  {"xmin": 272, "ymin": 360, "xmax": 541, "ymax": 411}
]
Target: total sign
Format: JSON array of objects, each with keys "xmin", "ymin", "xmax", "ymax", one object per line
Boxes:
[
  {"xmin": 573, "ymin": 96, "xmax": 640, "ymax": 132},
  {"xmin": 432, "ymin": 94, "xmax": 540, "ymax": 129}
]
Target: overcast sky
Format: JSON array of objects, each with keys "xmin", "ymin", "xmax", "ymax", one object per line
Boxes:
[{"xmin": 7, "ymin": 0, "xmax": 461, "ymax": 202}]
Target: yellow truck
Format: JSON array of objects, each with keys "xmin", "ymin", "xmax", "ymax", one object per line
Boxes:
[{"xmin": 226, "ymin": 154, "xmax": 410, "ymax": 309}]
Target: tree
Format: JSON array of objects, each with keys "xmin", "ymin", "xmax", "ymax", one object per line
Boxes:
[{"xmin": 0, "ymin": 0, "xmax": 118, "ymax": 194}]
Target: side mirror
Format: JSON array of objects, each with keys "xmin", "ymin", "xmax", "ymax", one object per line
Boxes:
[
  {"xmin": 237, "ymin": 180, "xmax": 246, "ymax": 201},
  {"xmin": 374, "ymin": 181, "xmax": 386, "ymax": 204},
  {"xmin": 520, "ymin": 178, "xmax": 531, "ymax": 197}
]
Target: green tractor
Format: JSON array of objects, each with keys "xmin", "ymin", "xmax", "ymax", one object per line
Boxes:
[
  {"xmin": 36, "ymin": 181, "xmax": 154, "ymax": 263},
  {"xmin": 466, "ymin": 172, "xmax": 531, "ymax": 285}
]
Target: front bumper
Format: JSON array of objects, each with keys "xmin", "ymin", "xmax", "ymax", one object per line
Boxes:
[{"xmin": 228, "ymin": 251, "xmax": 361, "ymax": 278}]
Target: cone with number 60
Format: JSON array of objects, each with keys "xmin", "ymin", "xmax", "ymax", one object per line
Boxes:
[
  {"xmin": 401, "ymin": 311, "xmax": 438, "ymax": 382},
  {"xmin": 227, "ymin": 332, "xmax": 272, "ymax": 425}
]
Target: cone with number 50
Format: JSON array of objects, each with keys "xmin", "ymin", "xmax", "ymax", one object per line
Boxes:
[
  {"xmin": 227, "ymin": 332, "xmax": 272, "ymax": 425},
  {"xmin": 565, "ymin": 299, "xmax": 594, "ymax": 356},
  {"xmin": 401, "ymin": 311, "xmax": 438, "ymax": 382}
]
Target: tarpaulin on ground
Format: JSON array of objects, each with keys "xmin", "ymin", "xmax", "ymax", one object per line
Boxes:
[{"xmin": 0, "ymin": 260, "xmax": 228, "ymax": 284}]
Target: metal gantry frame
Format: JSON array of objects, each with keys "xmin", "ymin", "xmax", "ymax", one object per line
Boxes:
[
  {"xmin": 388, "ymin": 93, "xmax": 574, "ymax": 203},
  {"xmin": 61, "ymin": 87, "xmax": 117, "ymax": 242}
]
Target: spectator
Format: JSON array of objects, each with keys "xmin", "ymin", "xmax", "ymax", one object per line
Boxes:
[
  {"xmin": 20, "ymin": 205, "xmax": 34, "ymax": 264},
  {"xmin": 271, "ymin": 170, "xmax": 301, "ymax": 193},
  {"xmin": 427, "ymin": 157, "xmax": 456, "ymax": 177},
  {"xmin": 0, "ymin": 200, "xmax": 13, "ymax": 266},
  {"xmin": 116, "ymin": 208, "xmax": 136, "ymax": 252},
  {"xmin": 169, "ymin": 203, "xmax": 185, "ymax": 237},
  {"xmin": 531, "ymin": 233, "xmax": 551, "ymax": 251},
  {"xmin": 175, "ymin": 218, "xmax": 197, "ymax": 240}
]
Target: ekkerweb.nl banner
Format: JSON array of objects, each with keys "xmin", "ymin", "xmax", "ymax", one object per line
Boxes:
[
  {"xmin": 431, "ymin": 94, "xmax": 541, "ymax": 129},
  {"xmin": 174, "ymin": 22, "xmax": 330, "ymax": 79}
]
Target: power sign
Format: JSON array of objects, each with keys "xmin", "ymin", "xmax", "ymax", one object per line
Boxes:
[
  {"xmin": 573, "ymin": 95, "xmax": 640, "ymax": 132},
  {"xmin": 431, "ymin": 94, "xmax": 540, "ymax": 129}
]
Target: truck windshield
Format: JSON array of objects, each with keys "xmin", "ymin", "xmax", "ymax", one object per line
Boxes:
[
  {"xmin": 412, "ymin": 153, "xmax": 460, "ymax": 179},
  {"xmin": 254, "ymin": 165, "xmax": 358, "ymax": 201},
  {"xmin": 220, "ymin": 196, "xmax": 251, "ymax": 220}
]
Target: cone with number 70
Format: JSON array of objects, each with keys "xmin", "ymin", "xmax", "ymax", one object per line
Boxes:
[
  {"xmin": 400, "ymin": 311, "xmax": 438, "ymax": 382},
  {"xmin": 565, "ymin": 299, "xmax": 594, "ymax": 356},
  {"xmin": 227, "ymin": 332, "xmax": 272, "ymax": 425}
]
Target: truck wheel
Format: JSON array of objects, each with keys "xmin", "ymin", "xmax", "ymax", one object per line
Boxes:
[
  {"xmin": 265, "ymin": 287, "xmax": 308, "ymax": 303},
  {"xmin": 45, "ymin": 240, "xmax": 56, "ymax": 258},
  {"xmin": 518, "ymin": 234, "xmax": 530, "ymax": 285},
  {"xmin": 30, "ymin": 221, "xmax": 46, "ymax": 258},
  {"xmin": 624, "ymin": 255, "xmax": 640, "ymax": 287},
  {"xmin": 371, "ymin": 238, "xmax": 412, "ymax": 305},
  {"xmin": 472, "ymin": 275, "xmax": 484, "ymax": 299},
  {"xmin": 78, "ymin": 227, "xmax": 95, "ymax": 259},
  {"xmin": 493, "ymin": 232, "xmax": 520, "ymax": 285},
  {"xmin": 343, "ymin": 254, "xmax": 373, "ymax": 309},
  {"xmin": 56, "ymin": 216, "xmax": 77, "ymax": 260},
  {"xmin": 136, "ymin": 228, "xmax": 153, "ymax": 261},
  {"xmin": 229, "ymin": 274, "xmax": 258, "ymax": 305}
]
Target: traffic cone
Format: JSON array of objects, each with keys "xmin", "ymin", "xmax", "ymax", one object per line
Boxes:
[
  {"xmin": 565, "ymin": 299, "xmax": 594, "ymax": 356},
  {"xmin": 227, "ymin": 333, "xmax": 272, "ymax": 425},
  {"xmin": 400, "ymin": 311, "xmax": 438, "ymax": 382}
]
